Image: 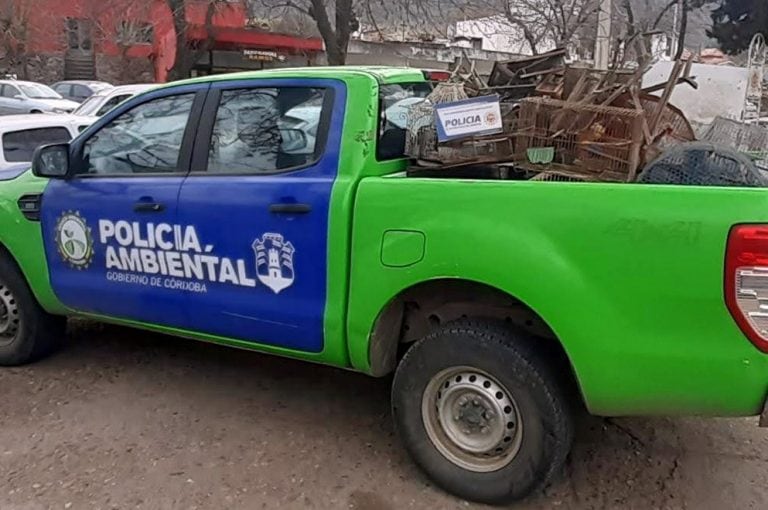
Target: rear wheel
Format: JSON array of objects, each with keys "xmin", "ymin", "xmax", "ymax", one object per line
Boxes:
[
  {"xmin": 392, "ymin": 319, "xmax": 573, "ymax": 505},
  {"xmin": 0, "ymin": 254, "xmax": 65, "ymax": 365}
]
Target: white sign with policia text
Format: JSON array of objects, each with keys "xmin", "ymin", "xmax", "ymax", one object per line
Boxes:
[{"xmin": 434, "ymin": 95, "xmax": 503, "ymax": 142}]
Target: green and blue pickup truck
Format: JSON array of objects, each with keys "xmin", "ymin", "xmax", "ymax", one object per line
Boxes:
[{"xmin": 1, "ymin": 67, "xmax": 767, "ymax": 505}]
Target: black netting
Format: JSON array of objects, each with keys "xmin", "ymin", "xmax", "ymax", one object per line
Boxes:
[{"xmin": 637, "ymin": 142, "xmax": 768, "ymax": 187}]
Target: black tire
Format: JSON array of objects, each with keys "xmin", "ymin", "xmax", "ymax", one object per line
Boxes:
[
  {"xmin": 29, "ymin": 110, "xmax": 42, "ymax": 114},
  {"xmin": 0, "ymin": 253, "xmax": 65, "ymax": 365},
  {"xmin": 392, "ymin": 319, "xmax": 573, "ymax": 505}
]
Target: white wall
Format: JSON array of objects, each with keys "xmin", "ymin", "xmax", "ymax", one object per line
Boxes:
[
  {"xmin": 642, "ymin": 61, "xmax": 748, "ymax": 125},
  {"xmin": 453, "ymin": 16, "xmax": 556, "ymax": 55}
]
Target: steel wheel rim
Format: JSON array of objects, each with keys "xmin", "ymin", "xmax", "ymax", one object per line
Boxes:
[
  {"xmin": 422, "ymin": 366, "xmax": 523, "ymax": 473},
  {"xmin": 0, "ymin": 284, "xmax": 20, "ymax": 346}
]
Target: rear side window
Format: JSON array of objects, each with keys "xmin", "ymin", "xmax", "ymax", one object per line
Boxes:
[
  {"xmin": 3, "ymin": 127, "xmax": 72, "ymax": 162},
  {"xmin": 377, "ymin": 82, "xmax": 432, "ymax": 160},
  {"xmin": 54, "ymin": 84, "xmax": 72, "ymax": 96},
  {"xmin": 73, "ymin": 84, "xmax": 92, "ymax": 98},
  {"xmin": 204, "ymin": 87, "xmax": 328, "ymax": 174}
]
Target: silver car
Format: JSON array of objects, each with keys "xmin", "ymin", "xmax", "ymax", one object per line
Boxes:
[{"xmin": 0, "ymin": 80, "xmax": 80, "ymax": 115}]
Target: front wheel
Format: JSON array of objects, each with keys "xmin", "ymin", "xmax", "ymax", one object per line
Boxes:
[
  {"xmin": 0, "ymin": 254, "xmax": 65, "ymax": 365},
  {"xmin": 392, "ymin": 319, "xmax": 573, "ymax": 505}
]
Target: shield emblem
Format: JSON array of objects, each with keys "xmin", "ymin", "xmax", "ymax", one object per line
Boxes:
[{"xmin": 252, "ymin": 233, "xmax": 295, "ymax": 294}]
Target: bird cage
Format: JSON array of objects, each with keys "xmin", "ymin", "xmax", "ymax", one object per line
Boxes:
[{"xmin": 514, "ymin": 97, "xmax": 645, "ymax": 181}]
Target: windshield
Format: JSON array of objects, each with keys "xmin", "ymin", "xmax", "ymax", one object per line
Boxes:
[
  {"xmin": 74, "ymin": 94, "xmax": 105, "ymax": 116},
  {"xmin": 18, "ymin": 83, "xmax": 61, "ymax": 99}
]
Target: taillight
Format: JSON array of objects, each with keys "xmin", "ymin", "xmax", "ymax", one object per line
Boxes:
[
  {"xmin": 725, "ymin": 224, "xmax": 768, "ymax": 353},
  {"xmin": 422, "ymin": 70, "xmax": 451, "ymax": 82}
]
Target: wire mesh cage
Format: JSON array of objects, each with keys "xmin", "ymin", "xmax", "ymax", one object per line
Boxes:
[
  {"xmin": 638, "ymin": 142, "xmax": 768, "ymax": 187},
  {"xmin": 701, "ymin": 117, "xmax": 768, "ymax": 171},
  {"xmin": 513, "ymin": 97, "xmax": 645, "ymax": 181}
]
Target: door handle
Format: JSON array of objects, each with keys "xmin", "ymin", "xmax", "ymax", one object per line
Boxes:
[
  {"xmin": 269, "ymin": 203, "xmax": 311, "ymax": 214},
  {"xmin": 133, "ymin": 202, "xmax": 165, "ymax": 213}
]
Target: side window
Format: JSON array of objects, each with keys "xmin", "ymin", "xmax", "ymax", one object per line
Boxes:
[
  {"xmin": 1, "ymin": 85, "xmax": 20, "ymax": 98},
  {"xmin": 73, "ymin": 84, "xmax": 91, "ymax": 99},
  {"xmin": 95, "ymin": 94, "xmax": 130, "ymax": 117},
  {"xmin": 81, "ymin": 94, "xmax": 194, "ymax": 176},
  {"xmin": 54, "ymin": 84, "xmax": 72, "ymax": 96},
  {"xmin": 3, "ymin": 127, "xmax": 72, "ymax": 162},
  {"xmin": 205, "ymin": 87, "xmax": 327, "ymax": 174},
  {"xmin": 377, "ymin": 82, "xmax": 432, "ymax": 160}
]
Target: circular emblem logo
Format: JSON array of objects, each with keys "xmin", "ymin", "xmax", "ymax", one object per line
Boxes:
[
  {"xmin": 55, "ymin": 211, "xmax": 94, "ymax": 269},
  {"xmin": 485, "ymin": 112, "xmax": 498, "ymax": 126}
]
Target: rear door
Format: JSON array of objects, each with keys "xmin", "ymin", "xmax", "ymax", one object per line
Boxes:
[
  {"xmin": 174, "ymin": 78, "xmax": 346, "ymax": 352},
  {"xmin": 40, "ymin": 85, "xmax": 207, "ymax": 327}
]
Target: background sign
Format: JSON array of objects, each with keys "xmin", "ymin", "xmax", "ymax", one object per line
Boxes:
[{"xmin": 434, "ymin": 95, "xmax": 503, "ymax": 142}]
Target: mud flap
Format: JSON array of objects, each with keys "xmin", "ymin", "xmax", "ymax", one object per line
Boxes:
[{"xmin": 761, "ymin": 399, "xmax": 768, "ymax": 428}]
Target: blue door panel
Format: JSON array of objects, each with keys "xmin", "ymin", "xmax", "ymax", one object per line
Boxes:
[
  {"xmin": 176, "ymin": 79, "xmax": 347, "ymax": 352},
  {"xmin": 40, "ymin": 83, "xmax": 207, "ymax": 328},
  {"xmin": 41, "ymin": 177, "xmax": 188, "ymax": 327}
]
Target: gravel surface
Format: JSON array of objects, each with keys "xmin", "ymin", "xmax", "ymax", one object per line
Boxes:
[{"xmin": 1, "ymin": 320, "xmax": 767, "ymax": 510}]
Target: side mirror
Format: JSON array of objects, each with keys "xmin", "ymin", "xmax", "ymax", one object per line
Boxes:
[
  {"xmin": 32, "ymin": 143, "xmax": 70, "ymax": 179},
  {"xmin": 13, "ymin": 94, "xmax": 24, "ymax": 100}
]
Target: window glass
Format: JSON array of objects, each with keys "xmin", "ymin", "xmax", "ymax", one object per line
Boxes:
[
  {"xmin": 54, "ymin": 84, "xmax": 72, "ymax": 96},
  {"xmin": 18, "ymin": 83, "xmax": 60, "ymax": 99},
  {"xmin": 82, "ymin": 94, "xmax": 194, "ymax": 175},
  {"xmin": 3, "ymin": 127, "xmax": 72, "ymax": 162},
  {"xmin": 73, "ymin": 84, "xmax": 91, "ymax": 98},
  {"xmin": 96, "ymin": 94, "xmax": 131, "ymax": 117},
  {"xmin": 377, "ymin": 82, "xmax": 432, "ymax": 160},
  {"xmin": 205, "ymin": 87, "xmax": 327, "ymax": 174},
  {"xmin": 1, "ymin": 85, "xmax": 20, "ymax": 98}
]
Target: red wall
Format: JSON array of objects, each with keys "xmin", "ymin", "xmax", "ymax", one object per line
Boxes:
[{"xmin": 23, "ymin": 0, "xmax": 246, "ymax": 56}]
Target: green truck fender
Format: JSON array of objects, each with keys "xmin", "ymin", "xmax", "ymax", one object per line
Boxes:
[
  {"xmin": 0, "ymin": 172, "xmax": 66, "ymax": 315},
  {"xmin": 346, "ymin": 178, "xmax": 768, "ymax": 418}
]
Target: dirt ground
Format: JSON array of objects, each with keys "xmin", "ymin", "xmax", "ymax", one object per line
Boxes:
[{"xmin": 1, "ymin": 321, "xmax": 767, "ymax": 510}]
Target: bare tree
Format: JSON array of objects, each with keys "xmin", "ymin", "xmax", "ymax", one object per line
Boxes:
[
  {"xmin": 0, "ymin": 0, "xmax": 34, "ymax": 78},
  {"xmin": 257, "ymin": 0, "xmax": 359, "ymax": 65},
  {"xmin": 614, "ymin": 0, "xmax": 715, "ymax": 65},
  {"xmin": 496, "ymin": 0, "xmax": 600, "ymax": 55},
  {"xmin": 166, "ymin": 0, "xmax": 227, "ymax": 81}
]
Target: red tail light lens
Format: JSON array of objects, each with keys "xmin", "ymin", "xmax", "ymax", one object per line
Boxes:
[
  {"xmin": 725, "ymin": 224, "xmax": 768, "ymax": 353},
  {"xmin": 422, "ymin": 70, "xmax": 451, "ymax": 82}
]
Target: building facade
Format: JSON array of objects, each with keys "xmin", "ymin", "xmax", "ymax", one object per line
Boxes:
[{"xmin": 1, "ymin": 0, "xmax": 323, "ymax": 84}]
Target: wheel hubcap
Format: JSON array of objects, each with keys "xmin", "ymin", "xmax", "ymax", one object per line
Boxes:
[
  {"xmin": 0, "ymin": 284, "xmax": 20, "ymax": 345},
  {"xmin": 422, "ymin": 367, "xmax": 523, "ymax": 472}
]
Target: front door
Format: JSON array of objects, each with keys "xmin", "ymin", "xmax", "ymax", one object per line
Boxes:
[
  {"xmin": 175, "ymin": 79, "xmax": 346, "ymax": 352},
  {"xmin": 40, "ymin": 86, "xmax": 207, "ymax": 327}
]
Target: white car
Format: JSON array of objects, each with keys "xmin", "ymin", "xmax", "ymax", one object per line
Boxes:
[
  {"xmin": 72, "ymin": 84, "xmax": 156, "ymax": 119},
  {"xmin": 0, "ymin": 115, "xmax": 92, "ymax": 171},
  {"xmin": 0, "ymin": 80, "xmax": 80, "ymax": 114}
]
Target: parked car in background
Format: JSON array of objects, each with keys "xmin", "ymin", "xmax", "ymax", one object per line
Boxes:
[
  {"xmin": 51, "ymin": 80, "xmax": 113, "ymax": 103},
  {"xmin": 0, "ymin": 80, "xmax": 80, "ymax": 114},
  {"xmin": 0, "ymin": 162, "xmax": 31, "ymax": 181},
  {"xmin": 0, "ymin": 115, "xmax": 92, "ymax": 170},
  {"xmin": 72, "ymin": 84, "xmax": 155, "ymax": 118}
]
